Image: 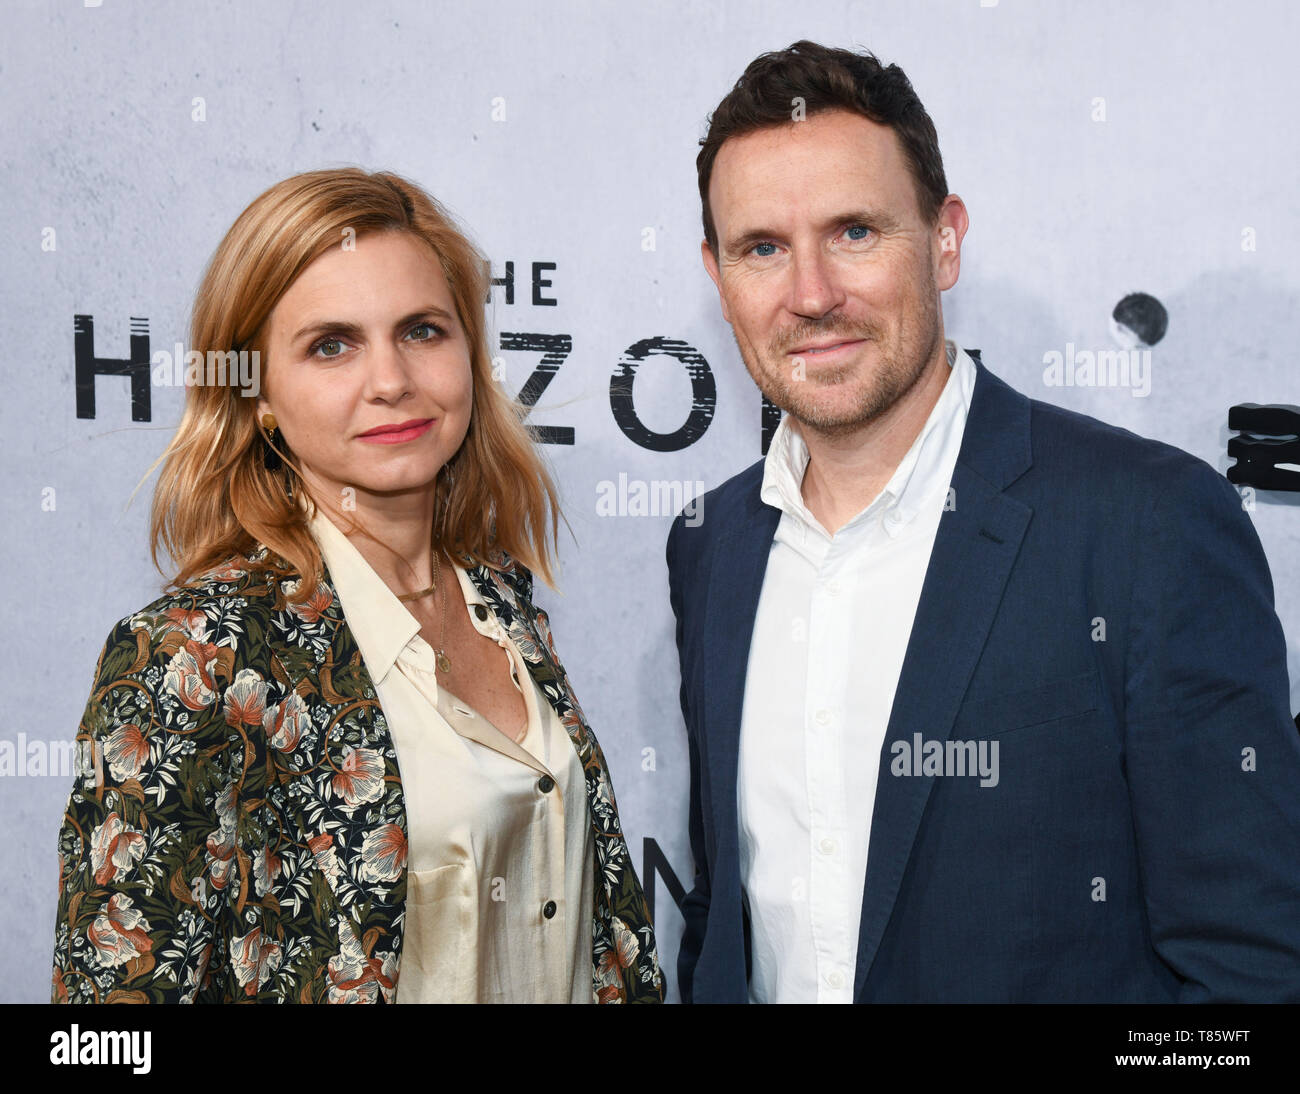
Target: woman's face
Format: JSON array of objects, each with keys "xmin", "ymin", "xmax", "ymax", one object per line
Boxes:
[{"xmin": 258, "ymin": 229, "xmax": 474, "ymax": 511}]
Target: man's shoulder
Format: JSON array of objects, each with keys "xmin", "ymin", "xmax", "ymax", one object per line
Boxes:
[
  {"xmin": 998, "ymin": 372, "xmax": 1235, "ymax": 508},
  {"xmin": 700, "ymin": 456, "xmax": 767, "ymax": 516},
  {"xmin": 1028, "ymin": 393, "xmax": 1190, "ymax": 467},
  {"xmin": 667, "ymin": 456, "xmax": 767, "ymax": 554}
]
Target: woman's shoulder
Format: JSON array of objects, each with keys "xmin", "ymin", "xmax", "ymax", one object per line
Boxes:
[
  {"xmin": 110, "ymin": 550, "xmax": 280, "ymax": 631},
  {"xmin": 91, "ymin": 548, "xmax": 304, "ymax": 700}
]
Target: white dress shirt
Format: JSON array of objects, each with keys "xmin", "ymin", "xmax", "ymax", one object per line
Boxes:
[
  {"xmin": 737, "ymin": 340, "xmax": 976, "ymax": 1003},
  {"xmin": 308, "ymin": 510, "xmax": 595, "ymax": 1003}
]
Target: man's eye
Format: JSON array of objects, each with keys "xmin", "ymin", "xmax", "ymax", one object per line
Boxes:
[
  {"xmin": 312, "ymin": 338, "xmax": 344, "ymax": 358},
  {"xmin": 752, "ymin": 242, "xmax": 777, "ymax": 257},
  {"xmin": 844, "ymin": 224, "xmax": 872, "ymax": 241}
]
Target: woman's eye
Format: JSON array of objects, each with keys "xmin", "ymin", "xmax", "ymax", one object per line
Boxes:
[
  {"xmin": 313, "ymin": 338, "xmax": 344, "ymax": 358},
  {"xmin": 407, "ymin": 322, "xmax": 443, "ymax": 341}
]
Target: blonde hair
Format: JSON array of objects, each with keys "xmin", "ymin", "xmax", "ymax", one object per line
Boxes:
[{"xmin": 148, "ymin": 168, "xmax": 560, "ymax": 602}]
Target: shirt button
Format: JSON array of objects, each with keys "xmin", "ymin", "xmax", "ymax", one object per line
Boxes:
[
  {"xmin": 826, "ymin": 580, "xmax": 840, "ymax": 597},
  {"xmin": 542, "ymin": 900, "xmax": 557, "ymax": 919},
  {"xmin": 473, "ymin": 604, "xmax": 488, "ymax": 622},
  {"xmin": 814, "ymin": 709, "xmax": 830, "ymax": 726},
  {"xmin": 537, "ymin": 775, "xmax": 555, "ymax": 794},
  {"xmin": 827, "ymin": 970, "xmax": 846, "ymax": 989},
  {"xmin": 819, "ymin": 837, "xmax": 837, "ymax": 855}
]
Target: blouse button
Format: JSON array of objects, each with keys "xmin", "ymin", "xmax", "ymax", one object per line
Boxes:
[
  {"xmin": 542, "ymin": 901, "xmax": 557, "ymax": 920},
  {"xmin": 537, "ymin": 775, "xmax": 555, "ymax": 794},
  {"xmin": 473, "ymin": 604, "xmax": 488, "ymax": 622}
]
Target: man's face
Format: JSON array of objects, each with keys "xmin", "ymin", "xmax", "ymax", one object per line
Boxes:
[{"xmin": 702, "ymin": 108, "xmax": 966, "ymax": 437}]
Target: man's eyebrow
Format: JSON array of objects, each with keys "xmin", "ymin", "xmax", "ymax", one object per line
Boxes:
[
  {"xmin": 290, "ymin": 306, "xmax": 456, "ymax": 345},
  {"xmin": 723, "ymin": 209, "xmax": 901, "ymax": 256}
]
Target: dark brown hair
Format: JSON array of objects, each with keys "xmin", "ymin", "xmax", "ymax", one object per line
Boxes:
[{"xmin": 697, "ymin": 40, "xmax": 949, "ymax": 252}]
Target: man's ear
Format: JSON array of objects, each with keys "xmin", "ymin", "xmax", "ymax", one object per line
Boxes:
[
  {"xmin": 700, "ymin": 238, "xmax": 732, "ymax": 324},
  {"xmin": 934, "ymin": 194, "xmax": 969, "ymax": 292}
]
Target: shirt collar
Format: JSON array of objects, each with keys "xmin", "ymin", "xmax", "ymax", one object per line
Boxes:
[
  {"xmin": 759, "ymin": 339, "xmax": 976, "ymax": 538},
  {"xmin": 306, "ymin": 506, "xmax": 497, "ymax": 685}
]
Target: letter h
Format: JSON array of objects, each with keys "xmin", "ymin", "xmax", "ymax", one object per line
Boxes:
[{"xmin": 74, "ymin": 314, "xmax": 151, "ymax": 420}]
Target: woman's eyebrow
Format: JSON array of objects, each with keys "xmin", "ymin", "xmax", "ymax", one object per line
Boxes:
[{"xmin": 291, "ymin": 306, "xmax": 456, "ymax": 345}]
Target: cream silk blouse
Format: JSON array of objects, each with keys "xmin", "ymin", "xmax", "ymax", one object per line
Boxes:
[{"xmin": 308, "ymin": 510, "xmax": 595, "ymax": 1003}]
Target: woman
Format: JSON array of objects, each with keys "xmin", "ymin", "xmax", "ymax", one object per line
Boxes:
[{"xmin": 51, "ymin": 168, "xmax": 664, "ymax": 1004}]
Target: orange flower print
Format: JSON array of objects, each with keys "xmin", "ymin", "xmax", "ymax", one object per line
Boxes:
[
  {"xmin": 163, "ymin": 638, "xmax": 221, "ymax": 711},
  {"xmin": 103, "ymin": 724, "xmax": 150, "ymax": 782},
  {"xmin": 87, "ymin": 893, "xmax": 153, "ymax": 968},
  {"xmin": 163, "ymin": 606, "xmax": 209, "ymax": 641},
  {"xmin": 359, "ymin": 824, "xmax": 407, "ymax": 883},
  {"xmin": 179, "ymin": 943, "xmax": 214, "ymax": 1003},
  {"xmin": 326, "ymin": 922, "xmax": 397, "ymax": 1004},
  {"xmin": 263, "ymin": 691, "xmax": 307, "ymax": 753},
  {"xmin": 288, "ymin": 583, "xmax": 334, "ymax": 625},
  {"xmin": 535, "ymin": 609, "xmax": 559, "ymax": 661},
  {"xmin": 593, "ymin": 916, "xmax": 641, "ymax": 1003},
  {"xmin": 223, "ymin": 668, "xmax": 268, "ymax": 727},
  {"xmin": 253, "ymin": 845, "xmax": 282, "ymax": 898},
  {"xmin": 89, "ymin": 812, "xmax": 146, "ymax": 885},
  {"xmin": 209, "ymin": 560, "xmax": 248, "ymax": 582},
  {"xmin": 204, "ymin": 785, "xmax": 238, "ymax": 890},
  {"xmin": 331, "ymin": 747, "xmax": 384, "ymax": 808},
  {"xmin": 308, "ymin": 832, "xmax": 342, "ymax": 885},
  {"xmin": 608, "ymin": 916, "xmax": 640, "ymax": 973},
  {"xmin": 229, "ymin": 926, "xmax": 282, "ymax": 997},
  {"xmin": 205, "ymin": 828, "xmax": 237, "ymax": 891}
]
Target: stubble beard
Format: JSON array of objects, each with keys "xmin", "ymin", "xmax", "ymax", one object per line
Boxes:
[{"xmin": 736, "ymin": 272, "xmax": 944, "ymax": 441}]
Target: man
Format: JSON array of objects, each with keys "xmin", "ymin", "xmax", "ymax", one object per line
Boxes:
[{"xmin": 667, "ymin": 40, "xmax": 1300, "ymax": 1003}]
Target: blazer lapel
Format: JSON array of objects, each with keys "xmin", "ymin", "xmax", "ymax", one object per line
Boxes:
[
  {"xmin": 703, "ymin": 498, "xmax": 782, "ymax": 842},
  {"xmin": 853, "ymin": 360, "xmax": 1034, "ymax": 995},
  {"xmin": 465, "ymin": 553, "xmax": 666, "ymax": 1001},
  {"xmin": 464, "ymin": 559, "xmax": 597, "ymax": 760}
]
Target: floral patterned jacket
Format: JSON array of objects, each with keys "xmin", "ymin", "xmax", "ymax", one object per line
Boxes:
[{"xmin": 52, "ymin": 545, "xmax": 664, "ymax": 1003}]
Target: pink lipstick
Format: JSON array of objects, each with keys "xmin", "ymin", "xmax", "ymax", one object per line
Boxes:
[{"xmin": 358, "ymin": 418, "xmax": 435, "ymax": 444}]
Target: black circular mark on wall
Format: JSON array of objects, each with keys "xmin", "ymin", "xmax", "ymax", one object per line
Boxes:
[
  {"xmin": 609, "ymin": 336, "xmax": 716, "ymax": 451},
  {"xmin": 1112, "ymin": 292, "xmax": 1168, "ymax": 347}
]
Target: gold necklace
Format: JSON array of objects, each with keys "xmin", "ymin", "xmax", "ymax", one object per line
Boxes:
[{"xmin": 396, "ymin": 551, "xmax": 451, "ymax": 673}]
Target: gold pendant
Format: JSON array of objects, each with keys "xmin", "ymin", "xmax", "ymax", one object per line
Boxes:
[{"xmin": 436, "ymin": 651, "xmax": 451, "ymax": 674}]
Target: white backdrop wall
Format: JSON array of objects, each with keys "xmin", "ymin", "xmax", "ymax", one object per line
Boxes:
[{"xmin": 3, "ymin": 0, "xmax": 1299, "ymax": 1003}]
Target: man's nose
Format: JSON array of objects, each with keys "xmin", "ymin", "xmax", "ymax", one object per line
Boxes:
[{"xmin": 787, "ymin": 248, "xmax": 845, "ymax": 319}]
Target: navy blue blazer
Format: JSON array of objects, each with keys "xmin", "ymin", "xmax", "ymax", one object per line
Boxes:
[{"xmin": 667, "ymin": 355, "xmax": 1300, "ymax": 1003}]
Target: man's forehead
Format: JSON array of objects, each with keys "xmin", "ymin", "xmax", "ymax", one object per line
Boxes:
[{"xmin": 709, "ymin": 110, "xmax": 914, "ymax": 239}]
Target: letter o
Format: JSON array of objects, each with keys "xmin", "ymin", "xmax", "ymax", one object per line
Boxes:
[{"xmin": 609, "ymin": 336, "xmax": 715, "ymax": 451}]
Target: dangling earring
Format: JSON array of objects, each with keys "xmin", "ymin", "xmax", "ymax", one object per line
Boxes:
[{"xmin": 261, "ymin": 412, "xmax": 282, "ymax": 472}]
